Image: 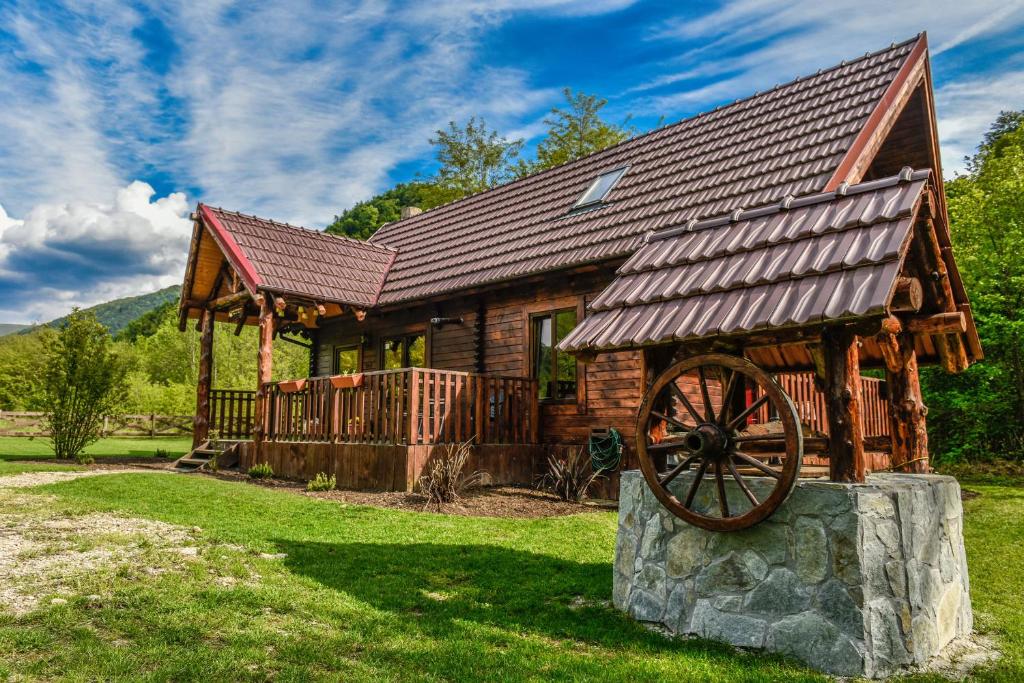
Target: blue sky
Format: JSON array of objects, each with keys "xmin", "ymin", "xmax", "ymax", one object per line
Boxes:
[{"xmin": 0, "ymin": 0, "xmax": 1022, "ymax": 324}]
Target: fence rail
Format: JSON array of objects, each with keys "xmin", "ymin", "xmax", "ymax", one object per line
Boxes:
[
  {"xmin": 210, "ymin": 389, "xmax": 256, "ymax": 440},
  {"xmin": 0, "ymin": 411, "xmax": 193, "ymax": 438},
  {"xmin": 264, "ymin": 368, "xmax": 539, "ymax": 445}
]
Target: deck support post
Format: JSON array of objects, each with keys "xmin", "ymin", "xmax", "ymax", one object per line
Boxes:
[
  {"xmin": 823, "ymin": 327, "xmax": 866, "ymax": 483},
  {"xmin": 885, "ymin": 331, "xmax": 929, "ymax": 473},
  {"xmin": 253, "ymin": 296, "xmax": 275, "ymax": 460},
  {"xmin": 192, "ymin": 308, "xmax": 214, "ymax": 449}
]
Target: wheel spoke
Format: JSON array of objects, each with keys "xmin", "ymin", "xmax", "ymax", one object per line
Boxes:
[
  {"xmin": 670, "ymin": 383, "xmax": 704, "ymax": 426},
  {"xmin": 697, "ymin": 366, "xmax": 715, "ymax": 423},
  {"xmin": 714, "ymin": 462, "xmax": 730, "ymax": 517},
  {"xmin": 718, "ymin": 369, "xmax": 741, "ymax": 427},
  {"xmin": 651, "ymin": 410, "xmax": 694, "ymax": 433},
  {"xmin": 659, "ymin": 454, "xmax": 700, "ymax": 486},
  {"xmin": 733, "ymin": 450, "xmax": 782, "ymax": 479},
  {"xmin": 683, "ymin": 459, "xmax": 709, "ymax": 508},
  {"xmin": 725, "ymin": 393, "xmax": 769, "ymax": 431},
  {"xmin": 727, "ymin": 458, "xmax": 759, "ymax": 506}
]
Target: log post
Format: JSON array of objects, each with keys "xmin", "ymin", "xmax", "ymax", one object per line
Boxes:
[
  {"xmin": 823, "ymin": 327, "xmax": 866, "ymax": 483},
  {"xmin": 885, "ymin": 331, "xmax": 929, "ymax": 473},
  {"xmin": 253, "ymin": 296, "xmax": 275, "ymax": 460},
  {"xmin": 192, "ymin": 308, "xmax": 214, "ymax": 449}
]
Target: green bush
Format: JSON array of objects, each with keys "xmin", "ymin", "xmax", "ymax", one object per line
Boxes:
[
  {"xmin": 306, "ymin": 472, "xmax": 336, "ymax": 492},
  {"xmin": 248, "ymin": 463, "xmax": 273, "ymax": 479}
]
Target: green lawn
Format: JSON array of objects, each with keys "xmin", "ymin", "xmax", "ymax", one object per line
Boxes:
[
  {"xmin": 0, "ymin": 436, "xmax": 191, "ymax": 462},
  {"xmin": 0, "ymin": 472, "xmax": 1019, "ymax": 681}
]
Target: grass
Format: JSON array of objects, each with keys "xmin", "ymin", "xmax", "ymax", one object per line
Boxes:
[
  {"xmin": 0, "ymin": 435, "xmax": 191, "ymax": 462},
  {"xmin": 0, "ymin": 461, "xmax": 84, "ymax": 476},
  {"xmin": 0, "ymin": 472, "xmax": 1019, "ymax": 681}
]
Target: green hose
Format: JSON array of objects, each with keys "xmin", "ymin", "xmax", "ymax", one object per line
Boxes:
[{"xmin": 589, "ymin": 427, "xmax": 623, "ymax": 474}]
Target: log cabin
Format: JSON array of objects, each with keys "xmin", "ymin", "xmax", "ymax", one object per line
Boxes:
[{"xmin": 176, "ymin": 33, "xmax": 980, "ymax": 494}]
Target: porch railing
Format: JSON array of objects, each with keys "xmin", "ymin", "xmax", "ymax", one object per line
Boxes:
[
  {"xmin": 262, "ymin": 368, "xmax": 539, "ymax": 445},
  {"xmin": 768, "ymin": 373, "xmax": 890, "ymax": 437},
  {"xmin": 209, "ymin": 388, "xmax": 257, "ymax": 440}
]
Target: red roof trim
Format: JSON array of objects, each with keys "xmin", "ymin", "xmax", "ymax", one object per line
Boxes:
[
  {"xmin": 198, "ymin": 203, "xmax": 262, "ymax": 293},
  {"xmin": 825, "ymin": 33, "xmax": 929, "ymax": 190}
]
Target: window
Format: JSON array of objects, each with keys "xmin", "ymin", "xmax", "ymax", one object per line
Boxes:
[
  {"xmin": 532, "ymin": 309, "xmax": 577, "ymax": 401},
  {"xmin": 334, "ymin": 345, "xmax": 360, "ymax": 374},
  {"xmin": 382, "ymin": 334, "xmax": 425, "ymax": 370},
  {"xmin": 573, "ymin": 166, "xmax": 628, "ymax": 209}
]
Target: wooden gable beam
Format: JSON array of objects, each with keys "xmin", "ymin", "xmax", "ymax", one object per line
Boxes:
[
  {"xmin": 826, "ymin": 34, "xmax": 929, "ymax": 189},
  {"xmin": 178, "ymin": 217, "xmax": 204, "ymax": 332}
]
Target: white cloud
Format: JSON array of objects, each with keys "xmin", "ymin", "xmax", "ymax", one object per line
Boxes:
[
  {"xmin": 935, "ymin": 70, "xmax": 1024, "ymax": 174},
  {"xmin": 0, "ymin": 182, "xmax": 192, "ymax": 324},
  {"xmin": 636, "ymin": 0, "xmax": 1024, "ymax": 178}
]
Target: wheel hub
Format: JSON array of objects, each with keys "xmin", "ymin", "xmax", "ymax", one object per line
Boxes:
[{"xmin": 685, "ymin": 423, "xmax": 729, "ymax": 460}]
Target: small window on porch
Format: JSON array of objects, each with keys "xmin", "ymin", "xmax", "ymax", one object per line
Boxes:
[
  {"xmin": 532, "ymin": 309, "xmax": 577, "ymax": 401},
  {"xmin": 334, "ymin": 345, "xmax": 360, "ymax": 374},
  {"xmin": 382, "ymin": 334, "xmax": 425, "ymax": 370}
]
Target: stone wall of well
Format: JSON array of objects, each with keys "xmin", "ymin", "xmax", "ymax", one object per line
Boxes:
[{"xmin": 614, "ymin": 471, "xmax": 972, "ymax": 678}]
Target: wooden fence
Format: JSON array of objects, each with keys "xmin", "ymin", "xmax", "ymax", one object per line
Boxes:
[
  {"xmin": 0, "ymin": 411, "xmax": 193, "ymax": 437},
  {"xmin": 210, "ymin": 389, "xmax": 256, "ymax": 440},
  {"xmin": 263, "ymin": 368, "xmax": 539, "ymax": 445}
]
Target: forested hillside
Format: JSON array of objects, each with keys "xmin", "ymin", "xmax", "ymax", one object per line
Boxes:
[
  {"xmin": 37, "ymin": 285, "xmax": 181, "ymax": 336},
  {"xmin": 0, "ymin": 324, "xmax": 27, "ymax": 337}
]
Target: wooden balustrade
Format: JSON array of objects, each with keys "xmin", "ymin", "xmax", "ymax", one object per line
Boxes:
[
  {"xmin": 766, "ymin": 372, "xmax": 890, "ymax": 437},
  {"xmin": 260, "ymin": 368, "xmax": 539, "ymax": 445},
  {"xmin": 209, "ymin": 389, "xmax": 256, "ymax": 439}
]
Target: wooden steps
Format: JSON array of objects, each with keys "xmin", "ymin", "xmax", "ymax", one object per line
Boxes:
[{"xmin": 171, "ymin": 441, "xmax": 240, "ymax": 473}]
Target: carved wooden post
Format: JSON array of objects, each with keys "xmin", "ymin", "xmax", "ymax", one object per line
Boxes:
[
  {"xmin": 885, "ymin": 331, "xmax": 929, "ymax": 473},
  {"xmin": 253, "ymin": 297, "xmax": 275, "ymax": 460},
  {"xmin": 823, "ymin": 327, "xmax": 866, "ymax": 483},
  {"xmin": 193, "ymin": 308, "xmax": 214, "ymax": 449}
]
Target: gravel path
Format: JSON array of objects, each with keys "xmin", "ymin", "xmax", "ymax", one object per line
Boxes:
[{"xmin": 0, "ymin": 468, "xmax": 170, "ymax": 489}]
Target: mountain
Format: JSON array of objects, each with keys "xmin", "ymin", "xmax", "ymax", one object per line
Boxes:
[
  {"xmin": 37, "ymin": 285, "xmax": 181, "ymax": 336},
  {"xmin": 0, "ymin": 323, "xmax": 28, "ymax": 337}
]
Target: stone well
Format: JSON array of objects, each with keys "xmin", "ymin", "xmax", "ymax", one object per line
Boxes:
[{"xmin": 614, "ymin": 470, "xmax": 972, "ymax": 678}]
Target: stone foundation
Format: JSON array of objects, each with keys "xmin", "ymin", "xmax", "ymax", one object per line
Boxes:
[{"xmin": 614, "ymin": 470, "xmax": 972, "ymax": 678}]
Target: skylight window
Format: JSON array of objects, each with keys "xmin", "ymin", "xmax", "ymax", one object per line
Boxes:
[{"xmin": 573, "ymin": 166, "xmax": 628, "ymax": 209}]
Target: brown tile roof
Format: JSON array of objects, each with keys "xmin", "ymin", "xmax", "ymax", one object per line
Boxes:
[
  {"xmin": 369, "ymin": 36, "xmax": 923, "ymax": 305},
  {"xmin": 557, "ymin": 169, "xmax": 932, "ymax": 354},
  {"xmin": 200, "ymin": 205, "xmax": 395, "ymax": 308}
]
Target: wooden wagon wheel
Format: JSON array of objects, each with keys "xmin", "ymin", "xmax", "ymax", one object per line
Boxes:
[{"xmin": 636, "ymin": 353, "xmax": 802, "ymax": 532}]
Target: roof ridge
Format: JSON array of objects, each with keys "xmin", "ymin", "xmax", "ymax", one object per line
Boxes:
[
  {"xmin": 201, "ymin": 204, "xmax": 397, "ymax": 253},
  {"xmin": 646, "ymin": 167, "xmax": 931, "ymax": 243},
  {"xmin": 370, "ymin": 34, "xmax": 921, "ymax": 240}
]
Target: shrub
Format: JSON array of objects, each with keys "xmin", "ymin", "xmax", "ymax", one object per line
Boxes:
[
  {"xmin": 539, "ymin": 447, "xmax": 599, "ymax": 502},
  {"xmin": 307, "ymin": 472, "xmax": 336, "ymax": 492},
  {"xmin": 418, "ymin": 441, "xmax": 483, "ymax": 510},
  {"xmin": 154, "ymin": 448, "xmax": 170, "ymax": 459},
  {"xmin": 42, "ymin": 310, "xmax": 130, "ymax": 463},
  {"xmin": 248, "ymin": 462, "xmax": 273, "ymax": 479}
]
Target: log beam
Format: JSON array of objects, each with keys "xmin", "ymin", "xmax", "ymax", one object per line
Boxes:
[
  {"xmin": 253, "ymin": 297, "xmax": 275, "ymax": 459},
  {"xmin": 875, "ymin": 316, "xmax": 904, "ymax": 374},
  {"xmin": 885, "ymin": 331, "xmax": 929, "ymax": 473},
  {"xmin": 207, "ymin": 290, "xmax": 252, "ymax": 311},
  {"xmin": 192, "ymin": 309, "xmax": 214, "ymax": 449},
  {"xmin": 823, "ymin": 327, "xmax": 866, "ymax": 483},
  {"xmin": 905, "ymin": 312, "xmax": 966, "ymax": 335},
  {"xmin": 890, "ymin": 276, "xmax": 923, "ymax": 313}
]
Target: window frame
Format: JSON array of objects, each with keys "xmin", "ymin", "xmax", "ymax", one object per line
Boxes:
[
  {"xmin": 572, "ymin": 166, "xmax": 628, "ymax": 210},
  {"xmin": 333, "ymin": 344, "xmax": 361, "ymax": 375},
  {"xmin": 529, "ymin": 307, "xmax": 579, "ymax": 404},
  {"xmin": 380, "ymin": 333, "xmax": 426, "ymax": 370}
]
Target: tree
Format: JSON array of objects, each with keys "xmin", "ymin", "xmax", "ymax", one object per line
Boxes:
[
  {"xmin": 529, "ymin": 88, "xmax": 634, "ymax": 172},
  {"xmin": 325, "ymin": 181, "xmax": 459, "ymax": 240},
  {"xmin": 42, "ymin": 310, "xmax": 130, "ymax": 463},
  {"xmin": 922, "ymin": 111, "xmax": 1024, "ymax": 462},
  {"xmin": 430, "ymin": 117, "xmax": 524, "ymax": 197}
]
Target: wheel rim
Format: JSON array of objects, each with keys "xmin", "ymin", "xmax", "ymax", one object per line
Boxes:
[{"xmin": 635, "ymin": 353, "xmax": 803, "ymax": 532}]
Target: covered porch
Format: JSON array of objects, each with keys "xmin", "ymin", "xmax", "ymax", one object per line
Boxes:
[{"xmin": 177, "ymin": 204, "xmax": 543, "ymax": 490}]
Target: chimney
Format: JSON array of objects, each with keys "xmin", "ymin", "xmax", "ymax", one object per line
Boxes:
[{"xmin": 400, "ymin": 206, "xmax": 423, "ymax": 220}]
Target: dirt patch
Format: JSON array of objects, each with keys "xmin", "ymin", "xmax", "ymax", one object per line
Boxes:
[
  {"xmin": 0, "ymin": 490, "xmax": 199, "ymax": 615},
  {"xmin": 206, "ymin": 470, "xmax": 616, "ymax": 518},
  {"xmin": 914, "ymin": 634, "xmax": 1001, "ymax": 679},
  {"xmin": 0, "ymin": 468, "xmax": 171, "ymax": 488}
]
